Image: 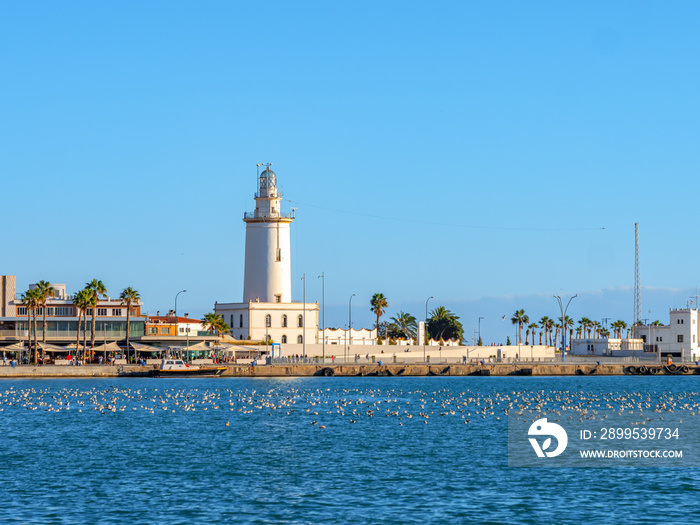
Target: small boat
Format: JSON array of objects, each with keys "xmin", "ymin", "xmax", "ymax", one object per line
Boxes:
[{"xmin": 150, "ymin": 359, "xmax": 226, "ymax": 378}]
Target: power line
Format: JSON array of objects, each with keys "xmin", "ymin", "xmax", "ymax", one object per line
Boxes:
[{"xmin": 284, "ymin": 199, "xmax": 606, "ymax": 233}]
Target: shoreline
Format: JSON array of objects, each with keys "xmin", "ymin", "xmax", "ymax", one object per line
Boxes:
[{"xmin": 0, "ymin": 363, "xmax": 696, "ymax": 378}]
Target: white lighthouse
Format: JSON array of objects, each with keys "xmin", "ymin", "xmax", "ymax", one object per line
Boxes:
[
  {"xmin": 215, "ymin": 164, "xmax": 318, "ymax": 346},
  {"xmin": 243, "ymin": 165, "xmax": 294, "ymax": 303}
]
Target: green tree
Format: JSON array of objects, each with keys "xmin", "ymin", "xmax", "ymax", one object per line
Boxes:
[
  {"xmin": 527, "ymin": 322, "xmax": 538, "ymax": 345},
  {"xmin": 390, "ymin": 311, "xmax": 417, "ymax": 341},
  {"xmin": 539, "ymin": 316, "xmax": 551, "ymax": 346},
  {"xmin": 35, "ymin": 281, "xmax": 55, "ymax": 355},
  {"xmin": 120, "ymin": 287, "xmax": 140, "ymax": 362},
  {"xmin": 201, "ymin": 313, "xmax": 230, "ymax": 337},
  {"xmin": 86, "ymin": 279, "xmax": 107, "ymax": 351},
  {"xmin": 370, "ymin": 293, "xmax": 388, "ymax": 343},
  {"xmin": 21, "ymin": 288, "xmax": 40, "ymax": 364},
  {"xmin": 74, "ymin": 288, "xmax": 92, "ymax": 359},
  {"xmin": 427, "ymin": 306, "xmax": 464, "ymax": 342},
  {"xmin": 510, "ymin": 309, "xmax": 529, "ymax": 344}
]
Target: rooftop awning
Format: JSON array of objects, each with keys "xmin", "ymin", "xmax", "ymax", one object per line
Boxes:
[
  {"xmin": 39, "ymin": 343, "xmax": 71, "ymax": 353},
  {"xmin": 90, "ymin": 342, "xmax": 122, "ymax": 354},
  {"xmin": 2, "ymin": 342, "xmax": 26, "ymax": 351},
  {"xmin": 130, "ymin": 342, "xmax": 163, "ymax": 353}
]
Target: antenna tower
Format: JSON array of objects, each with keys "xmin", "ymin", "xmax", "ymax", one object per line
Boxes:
[{"xmin": 634, "ymin": 222, "xmax": 641, "ymax": 324}]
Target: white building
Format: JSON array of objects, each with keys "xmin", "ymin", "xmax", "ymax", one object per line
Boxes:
[
  {"xmin": 570, "ymin": 338, "xmax": 644, "ymax": 357},
  {"xmin": 320, "ymin": 328, "xmax": 378, "ymax": 346},
  {"xmin": 571, "ymin": 308, "xmax": 700, "ymax": 361},
  {"xmin": 215, "ymin": 165, "xmax": 319, "ymax": 344},
  {"xmin": 633, "ymin": 308, "xmax": 700, "ymax": 360}
]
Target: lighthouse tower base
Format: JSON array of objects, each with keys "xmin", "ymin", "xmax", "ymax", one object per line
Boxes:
[{"xmin": 215, "ymin": 301, "xmax": 319, "ymax": 345}]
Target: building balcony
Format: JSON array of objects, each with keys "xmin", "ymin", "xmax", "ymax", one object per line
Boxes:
[{"xmin": 243, "ymin": 211, "xmax": 295, "ymax": 220}]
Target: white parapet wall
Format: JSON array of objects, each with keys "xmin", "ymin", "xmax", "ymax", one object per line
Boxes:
[{"xmin": 250, "ymin": 343, "xmax": 556, "ymax": 363}]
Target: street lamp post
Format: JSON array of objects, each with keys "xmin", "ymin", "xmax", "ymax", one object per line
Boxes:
[
  {"xmin": 348, "ymin": 294, "xmax": 355, "ymax": 364},
  {"xmin": 424, "ymin": 296, "xmax": 433, "ymax": 363},
  {"xmin": 174, "ymin": 290, "xmax": 187, "ymax": 317},
  {"xmin": 554, "ymin": 294, "xmax": 578, "ymax": 363},
  {"xmin": 318, "ymin": 272, "xmax": 325, "ymax": 363}
]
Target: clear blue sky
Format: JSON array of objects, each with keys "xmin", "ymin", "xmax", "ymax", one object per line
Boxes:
[{"xmin": 2, "ymin": 2, "xmax": 700, "ymax": 343}]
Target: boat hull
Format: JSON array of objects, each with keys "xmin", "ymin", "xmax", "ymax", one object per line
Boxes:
[{"xmin": 150, "ymin": 367, "xmax": 226, "ymax": 378}]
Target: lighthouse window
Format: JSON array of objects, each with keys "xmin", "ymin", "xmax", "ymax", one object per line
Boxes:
[
  {"xmin": 282, "ymin": 315, "xmax": 288, "ymax": 327},
  {"xmin": 297, "ymin": 315, "xmax": 303, "ymax": 328},
  {"xmin": 265, "ymin": 314, "xmax": 271, "ymax": 328},
  {"xmin": 275, "ymin": 295, "xmax": 281, "ymax": 303}
]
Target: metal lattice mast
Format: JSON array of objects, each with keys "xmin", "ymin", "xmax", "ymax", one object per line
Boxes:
[{"xmin": 634, "ymin": 222, "xmax": 641, "ymax": 324}]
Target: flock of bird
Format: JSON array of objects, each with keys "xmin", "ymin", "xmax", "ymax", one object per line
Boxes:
[{"xmin": 0, "ymin": 384, "xmax": 697, "ymax": 427}]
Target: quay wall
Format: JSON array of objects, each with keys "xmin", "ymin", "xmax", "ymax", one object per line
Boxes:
[{"xmin": 0, "ymin": 363, "xmax": 695, "ymax": 378}]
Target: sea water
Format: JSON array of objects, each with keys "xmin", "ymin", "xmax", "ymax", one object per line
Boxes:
[{"xmin": 1, "ymin": 376, "xmax": 699, "ymax": 524}]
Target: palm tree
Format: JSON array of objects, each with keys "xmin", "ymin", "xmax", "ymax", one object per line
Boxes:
[
  {"xmin": 86, "ymin": 279, "xmax": 107, "ymax": 351},
  {"xmin": 528, "ymin": 323, "xmax": 538, "ymax": 345},
  {"xmin": 74, "ymin": 288, "xmax": 92, "ymax": 359},
  {"xmin": 390, "ymin": 311, "xmax": 417, "ymax": 341},
  {"xmin": 428, "ymin": 306, "xmax": 464, "ymax": 342},
  {"xmin": 370, "ymin": 293, "xmax": 388, "ymax": 343},
  {"xmin": 201, "ymin": 313, "xmax": 229, "ymax": 338},
  {"xmin": 539, "ymin": 316, "xmax": 551, "ymax": 346},
  {"xmin": 511, "ymin": 309, "xmax": 529, "ymax": 344},
  {"xmin": 120, "ymin": 287, "xmax": 140, "ymax": 363},
  {"xmin": 579, "ymin": 317, "xmax": 592, "ymax": 339},
  {"xmin": 545, "ymin": 318, "xmax": 555, "ymax": 346},
  {"xmin": 21, "ymin": 289, "xmax": 40, "ymax": 364},
  {"xmin": 35, "ymin": 280, "xmax": 55, "ymax": 351}
]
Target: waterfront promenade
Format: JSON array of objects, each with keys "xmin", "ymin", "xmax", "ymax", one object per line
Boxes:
[{"xmin": 0, "ymin": 362, "xmax": 697, "ymax": 378}]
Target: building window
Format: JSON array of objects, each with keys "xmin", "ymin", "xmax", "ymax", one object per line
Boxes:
[
  {"xmin": 282, "ymin": 335, "xmax": 287, "ymax": 344},
  {"xmin": 239, "ymin": 314, "xmax": 243, "ymax": 328},
  {"xmin": 52, "ymin": 307, "xmax": 73, "ymax": 316},
  {"xmin": 179, "ymin": 327, "xmax": 185, "ymax": 333},
  {"xmin": 282, "ymin": 315, "xmax": 287, "ymax": 327},
  {"xmin": 298, "ymin": 315, "xmax": 303, "ymax": 328},
  {"xmin": 98, "ymin": 308, "xmax": 107, "ymax": 316},
  {"xmin": 18, "ymin": 307, "xmax": 27, "ymax": 316},
  {"xmin": 275, "ymin": 295, "xmax": 281, "ymax": 303},
  {"xmin": 149, "ymin": 327, "xmax": 157, "ymax": 334},
  {"xmin": 265, "ymin": 314, "xmax": 271, "ymax": 328},
  {"xmin": 678, "ymin": 335, "xmax": 684, "ymax": 343},
  {"xmin": 230, "ymin": 315, "xmax": 233, "ymax": 327},
  {"xmin": 297, "ymin": 335, "xmax": 303, "ymax": 344},
  {"xmin": 87, "ymin": 308, "xmax": 93, "ymax": 316},
  {"xmin": 160, "ymin": 327, "xmax": 170, "ymax": 334},
  {"xmin": 112, "ymin": 309, "xmax": 121, "ymax": 316}
]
